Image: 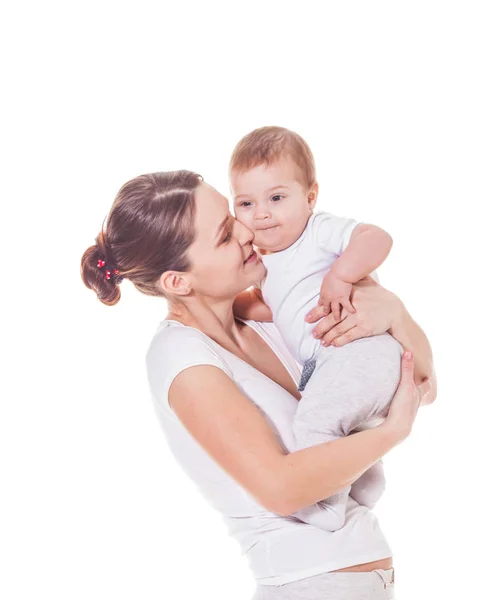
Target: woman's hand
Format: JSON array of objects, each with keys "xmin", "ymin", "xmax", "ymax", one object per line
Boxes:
[
  {"xmin": 380, "ymin": 351, "xmax": 429, "ymax": 441},
  {"xmin": 305, "ymin": 276, "xmax": 402, "ymax": 347}
]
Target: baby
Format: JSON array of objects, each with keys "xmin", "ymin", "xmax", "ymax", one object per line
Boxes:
[{"xmin": 230, "ymin": 126, "xmax": 403, "ymax": 532}]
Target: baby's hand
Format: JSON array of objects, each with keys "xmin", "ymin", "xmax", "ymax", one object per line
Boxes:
[{"xmin": 319, "ymin": 272, "xmax": 355, "ymax": 322}]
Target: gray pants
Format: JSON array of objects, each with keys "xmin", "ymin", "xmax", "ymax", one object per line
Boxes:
[
  {"xmin": 292, "ymin": 333, "xmax": 403, "ymax": 530},
  {"xmin": 252, "ymin": 568, "xmax": 395, "ymax": 599}
]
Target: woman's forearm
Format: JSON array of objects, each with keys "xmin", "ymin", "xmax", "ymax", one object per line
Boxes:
[
  {"xmin": 389, "ymin": 300, "xmax": 437, "ymax": 402},
  {"xmin": 274, "ymin": 424, "xmax": 400, "ymax": 515}
]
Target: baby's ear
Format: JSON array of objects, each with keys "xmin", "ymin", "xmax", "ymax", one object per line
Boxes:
[{"xmin": 308, "ymin": 182, "xmax": 319, "ymax": 209}]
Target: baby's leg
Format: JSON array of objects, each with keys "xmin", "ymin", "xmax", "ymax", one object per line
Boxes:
[
  {"xmin": 292, "ymin": 334, "xmax": 402, "ymax": 528},
  {"xmin": 291, "ymin": 420, "xmax": 351, "ymax": 532},
  {"xmin": 292, "ymin": 345, "xmax": 364, "ymax": 531},
  {"xmin": 347, "ymin": 335, "xmax": 402, "ymax": 507},
  {"xmin": 349, "ymin": 458, "xmax": 385, "ymax": 509}
]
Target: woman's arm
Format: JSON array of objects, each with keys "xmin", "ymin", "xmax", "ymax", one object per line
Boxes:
[
  {"xmin": 388, "ymin": 306, "xmax": 437, "ymax": 404},
  {"xmin": 168, "ymin": 354, "xmax": 418, "ymax": 516},
  {"xmin": 306, "ymin": 276, "xmax": 437, "ymax": 404}
]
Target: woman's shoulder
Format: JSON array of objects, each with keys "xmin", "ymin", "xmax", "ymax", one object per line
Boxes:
[
  {"xmin": 146, "ymin": 321, "xmax": 234, "ymax": 404},
  {"xmin": 148, "ymin": 319, "xmax": 213, "ymax": 348},
  {"xmin": 146, "ymin": 320, "xmax": 228, "ymax": 366},
  {"xmin": 145, "ymin": 320, "xmax": 237, "ymax": 411}
]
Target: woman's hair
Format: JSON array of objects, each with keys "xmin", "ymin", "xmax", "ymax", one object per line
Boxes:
[
  {"xmin": 81, "ymin": 170, "xmax": 202, "ymax": 306},
  {"xmin": 229, "ymin": 126, "xmax": 317, "ymax": 189}
]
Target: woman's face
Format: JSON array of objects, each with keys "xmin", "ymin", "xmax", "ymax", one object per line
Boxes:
[{"xmin": 185, "ymin": 182, "xmax": 266, "ymax": 299}]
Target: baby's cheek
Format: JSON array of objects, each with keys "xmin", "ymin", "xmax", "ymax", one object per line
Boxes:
[
  {"xmin": 234, "ymin": 211, "xmax": 248, "ymax": 225},
  {"xmin": 237, "ymin": 215, "xmax": 256, "ymax": 235}
]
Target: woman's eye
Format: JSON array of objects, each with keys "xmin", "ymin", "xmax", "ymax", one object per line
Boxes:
[
  {"xmin": 222, "ymin": 231, "xmax": 232, "ymax": 244},
  {"xmin": 271, "ymin": 194, "xmax": 284, "ymax": 202}
]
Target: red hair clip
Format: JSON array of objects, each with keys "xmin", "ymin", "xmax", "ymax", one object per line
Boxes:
[
  {"xmin": 104, "ymin": 268, "xmax": 120, "ymax": 280},
  {"xmin": 97, "ymin": 258, "xmax": 120, "ymax": 281}
]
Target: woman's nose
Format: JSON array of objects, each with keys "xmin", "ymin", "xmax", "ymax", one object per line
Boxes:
[{"xmin": 236, "ymin": 219, "xmax": 255, "ymax": 246}]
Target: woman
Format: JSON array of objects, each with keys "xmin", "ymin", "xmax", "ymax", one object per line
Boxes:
[{"xmin": 81, "ymin": 170, "xmax": 435, "ymax": 599}]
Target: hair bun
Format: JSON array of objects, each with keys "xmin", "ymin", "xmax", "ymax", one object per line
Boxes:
[{"xmin": 80, "ymin": 244, "xmax": 122, "ymax": 306}]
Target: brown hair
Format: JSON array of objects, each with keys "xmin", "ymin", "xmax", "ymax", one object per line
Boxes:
[
  {"xmin": 81, "ymin": 170, "xmax": 202, "ymax": 306},
  {"xmin": 229, "ymin": 126, "xmax": 317, "ymax": 189}
]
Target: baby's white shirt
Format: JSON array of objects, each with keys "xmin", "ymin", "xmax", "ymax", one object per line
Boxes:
[{"xmin": 259, "ymin": 211, "xmax": 375, "ymax": 364}]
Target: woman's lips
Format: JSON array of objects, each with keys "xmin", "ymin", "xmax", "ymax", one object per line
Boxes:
[{"xmin": 244, "ymin": 249, "xmax": 258, "ymax": 264}]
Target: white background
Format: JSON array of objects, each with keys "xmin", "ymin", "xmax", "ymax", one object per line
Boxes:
[{"xmin": 1, "ymin": 1, "xmax": 491, "ymax": 598}]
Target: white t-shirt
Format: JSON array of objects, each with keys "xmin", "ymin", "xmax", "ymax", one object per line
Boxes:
[
  {"xmin": 146, "ymin": 318, "xmax": 392, "ymax": 585},
  {"xmin": 260, "ymin": 211, "xmax": 365, "ymax": 364}
]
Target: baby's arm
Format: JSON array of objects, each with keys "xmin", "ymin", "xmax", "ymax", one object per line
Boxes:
[
  {"xmin": 330, "ymin": 224, "xmax": 393, "ymax": 283},
  {"xmin": 233, "ymin": 287, "xmax": 273, "ymax": 322},
  {"xmin": 321, "ymin": 224, "xmax": 393, "ymax": 320}
]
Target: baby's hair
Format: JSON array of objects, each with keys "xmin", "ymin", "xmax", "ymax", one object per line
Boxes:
[
  {"xmin": 81, "ymin": 170, "xmax": 201, "ymax": 306},
  {"xmin": 229, "ymin": 126, "xmax": 316, "ymax": 189}
]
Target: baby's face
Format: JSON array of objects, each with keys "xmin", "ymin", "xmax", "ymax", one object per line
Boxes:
[{"xmin": 231, "ymin": 157, "xmax": 317, "ymax": 254}]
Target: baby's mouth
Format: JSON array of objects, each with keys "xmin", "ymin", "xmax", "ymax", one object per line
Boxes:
[{"xmin": 256, "ymin": 225, "xmax": 278, "ymax": 232}]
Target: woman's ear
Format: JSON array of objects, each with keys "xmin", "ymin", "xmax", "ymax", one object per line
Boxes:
[
  {"xmin": 159, "ymin": 271, "xmax": 192, "ymax": 297},
  {"xmin": 308, "ymin": 182, "xmax": 319, "ymax": 210}
]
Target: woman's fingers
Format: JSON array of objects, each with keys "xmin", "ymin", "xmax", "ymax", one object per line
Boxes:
[
  {"xmin": 401, "ymin": 351, "xmax": 415, "ymax": 382},
  {"xmin": 402, "ymin": 350, "xmax": 413, "ymax": 368},
  {"xmin": 306, "ymin": 304, "xmax": 330, "ymax": 323},
  {"xmin": 313, "ymin": 314, "xmax": 347, "ymax": 340},
  {"xmin": 322, "ymin": 324, "xmax": 358, "ymax": 347},
  {"xmin": 316, "ymin": 313, "xmax": 357, "ymax": 344},
  {"xmin": 383, "ymin": 352, "xmax": 419, "ymax": 442}
]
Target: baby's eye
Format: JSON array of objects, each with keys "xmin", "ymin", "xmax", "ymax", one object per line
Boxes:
[
  {"xmin": 238, "ymin": 201, "xmax": 252, "ymax": 207},
  {"xmin": 271, "ymin": 194, "xmax": 284, "ymax": 202}
]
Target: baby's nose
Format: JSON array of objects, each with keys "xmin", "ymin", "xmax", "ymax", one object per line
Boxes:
[{"xmin": 254, "ymin": 207, "xmax": 271, "ymax": 220}]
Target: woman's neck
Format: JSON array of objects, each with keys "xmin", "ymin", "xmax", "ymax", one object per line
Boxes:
[{"xmin": 166, "ymin": 297, "xmax": 246, "ymax": 351}]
